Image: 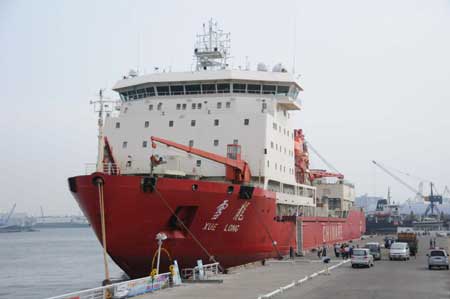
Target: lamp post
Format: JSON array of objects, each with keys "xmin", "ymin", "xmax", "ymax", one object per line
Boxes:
[{"xmin": 155, "ymin": 232, "xmax": 167, "ymax": 275}]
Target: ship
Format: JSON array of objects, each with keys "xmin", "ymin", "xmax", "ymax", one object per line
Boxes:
[
  {"xmin": 33, "ymin": 207, "xmax": 90, "ymax": 228},
  {"xmin": 33, "ymin": 216, "xmax": 89, "ymax": 228},
  {"xmin": 68, "ymin": 20, "xmax": 365, "ymax": 278}
]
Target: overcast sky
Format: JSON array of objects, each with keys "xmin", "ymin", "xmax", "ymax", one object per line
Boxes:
[{"xmin": 1, "ymin": 0, "xmax": 449, "ymax": 215}]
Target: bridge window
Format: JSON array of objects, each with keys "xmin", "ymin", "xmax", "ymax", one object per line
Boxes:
[
  {"xmin": 136, "ymin": 88, "xmax": 146, "ymax": 99},
  {"xmin": 226, "ymin": 102, "xmax": 231, "ymax": 108},
  {"xmin": 182, "ymin": 103, "xmax": 187, "ymax": 110},
  {"xmin": 263, "ymin": 85, "xmax": 276, "ymax": 94},
  {"xmin": 176, "ymin": 104, "xmax": 181, "ymax": 110},
  {"xmin": 157, "ymin": 103, "xmax": 162, "ymax": 110},
  {"xmin": 202, "ymin": 84, "xmax": 216, "ymax": 94},
  {"xmin": 156, "ymin": 86, "xmax": 170, "ymax": 96},
  {"xmin": 145, "ymin": 87, "xmax": 155, "ymax": 97},
  {"xmin": 233, "ymin": 83, "xmax": 246, "ymax": 93},
  {"xmin": 127, "ymin": 90, "xmax": 137, "ymax": 100},
  {"xmin": 149, "ymin": 104, "xmax": 153, "ymax": 111},
  {"xmin": 197, "ymin": 103, "xmax": 202, "ymax": 109},
  {"xmin": 217, "ymin": 83, "xmax": 230, "ymax": 93},
  {"xmin": 170, "ymin": 85, "xmax": 184, "ymax": 95},
  {"xmin": 144, "ymin": 121, "xmax": 149, "ymax": 128},
  {"xmin": 185, "ymin": 84, "xmax": 201, "ymax": 95},
  {"xmin": 217, "ymin": 102, "xmax": 222, "ymax": 109},
  {"xmin": 192, "ymin": 103, "xmax": 196, "ymax": 109},
  {"xmin": 277, "ymin": 85, "xmax": 289, "ymax": 96},
  {"xmin": 247, "ymin": 84, "xmax": 261, "ymax": 94}
]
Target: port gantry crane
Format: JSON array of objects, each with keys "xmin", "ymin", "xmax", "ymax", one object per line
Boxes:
[
  {"xmin": 372, "ymin": 160, "xmax": 443, "ymax": 217},
  {"xmin": 0, "ymin": 203, "xmax": 16, "ymax": 227},
  {"xmin": 150, "ymin": 136, "xmax": 252, "ymax": 184}
]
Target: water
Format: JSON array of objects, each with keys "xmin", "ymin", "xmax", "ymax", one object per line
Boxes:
[{"xmin": 0, "ymin": 228, "xmax": 123, "ymax": 299}]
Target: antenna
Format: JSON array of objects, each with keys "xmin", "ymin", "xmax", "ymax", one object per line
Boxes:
[
  {"xmin": 194, "ymin": 19, "xmax": 231, "ymax": 71},
  {"xmin": 292, "ymin": 16, "xmax": 297, "ymax": 74}
]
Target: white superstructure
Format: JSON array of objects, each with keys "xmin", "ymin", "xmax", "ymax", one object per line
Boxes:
[{"xmin": 101, "ymin": 20, "xmax": 322, "ymax": 210}]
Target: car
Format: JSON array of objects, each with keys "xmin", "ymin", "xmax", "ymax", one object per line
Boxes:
[
  {"xmin": 427, "ymin": 249, "xmax": 449, "ymax": 270},
  {"xmin": 389, "ymin": 242, "xmax": 410, "ymax": 261},
  {"xmin": 365, "ymin": 242, "xmax": 382, "ymax": 260},
  {"xmin": 351, "ymin": 248, "xmax": 374, "ymax": 268}
]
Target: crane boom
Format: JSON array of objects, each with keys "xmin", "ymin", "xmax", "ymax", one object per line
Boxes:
[
  {"xmin": 309, "ymin": 169, "xmax": 344, "ymax": 181},
  {"xmin": 151, "ymin": 136, "xmax": 252, "ymax": 184},
  {"xmin": 372, "ymin": 161, "xmax": 423, "ymax": 197},
  {"xmin": 1, "ymin": 203, "xmax": 16, "ymax": 226}
]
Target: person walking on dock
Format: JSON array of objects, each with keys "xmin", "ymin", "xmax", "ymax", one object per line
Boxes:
[
  {"xmin": 322, "ymin": 244, "xmax": 327, "ymax": 258},
  {"xmin": 317, "ymin": 247, "xmax": 323, "ymax": 259},
  {"xmin": 334, "ymin": 243, "xmax": 340, "ymax": 258}
]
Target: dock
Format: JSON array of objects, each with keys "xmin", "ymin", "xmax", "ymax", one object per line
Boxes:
[{"xmin": 47, "ymin": 234, "xmax": 450, "ymax": 299}]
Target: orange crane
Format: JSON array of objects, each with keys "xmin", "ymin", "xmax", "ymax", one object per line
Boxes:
[
  {"xmin": 309, "ymin": 169, "xmax": 344, "ymax": 181},
  {"xmin": 150, "ymin": 136, "xmax": 252, "ymax": 184}
]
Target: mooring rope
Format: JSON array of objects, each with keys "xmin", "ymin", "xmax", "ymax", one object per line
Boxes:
[
  {"xmin": 251, "ymin": 203, "xmax": 283, "ymax": 259},
  {"xmin": 151, "ymin": 182, "xmax": 223, "ymax": 271},
  {"xmin": 97, "ymin": 181, "xmax": 110, "ymax": 283}
]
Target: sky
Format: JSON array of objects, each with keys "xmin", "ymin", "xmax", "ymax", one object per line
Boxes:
[{"xmin": 1, "ymin": 0, "xmax": 450, "ymax": 215}]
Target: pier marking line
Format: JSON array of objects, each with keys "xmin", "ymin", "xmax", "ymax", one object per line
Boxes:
[{"xmin": 257, "ymin": 259, "xmax": 350, "ymax": 299}]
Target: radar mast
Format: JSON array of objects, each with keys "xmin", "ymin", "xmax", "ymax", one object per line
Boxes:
[{"xmin": 194, "ymin": 19, "xmax": 231, "ymax": 71}]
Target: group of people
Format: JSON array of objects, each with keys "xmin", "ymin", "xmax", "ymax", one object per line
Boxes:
[
  {"xmin": 333, "ymin": 243, "xmax": 357, "ymax": 259},
  {"xmin": 316, "ymin": 244, "xmax": 328, "ymax": 258},
  {"xmin": 317, "ymin": 242, "xmax": 360, "ymax": 260}
]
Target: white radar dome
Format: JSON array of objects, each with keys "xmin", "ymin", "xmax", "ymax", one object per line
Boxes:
[
  {"xmin": 257, "ymin": 62, "xmax": 268, "ymax": 72},
  {"xmin": 272, "ymin": 63, "xmax": 288, "ymax": 73}
]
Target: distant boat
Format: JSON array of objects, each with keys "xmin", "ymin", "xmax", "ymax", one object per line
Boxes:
[
  {"xmin": 0, "ymin": 224, "xmax": 36, "ymax": 233},
  {"xmin": 33, "ymin": 216, "xmax": 90, "ymax": 228}
]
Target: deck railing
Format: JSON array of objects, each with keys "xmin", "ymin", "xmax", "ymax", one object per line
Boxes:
[
  {"xmin": 46, "ymin": 272, "xmax": 172, "ymax": 299},
  {"xmin": 85, "ymin": 163, "xmax": 121, "ymax": 175},
  {"xmin": 181, "ymin": 262, "xmax": 220, "ymax": 280}
]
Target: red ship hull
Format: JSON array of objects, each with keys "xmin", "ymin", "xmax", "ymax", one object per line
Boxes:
[{"xmin": 69, "ymin": 173, "xmax": 365, "ymax": 278}]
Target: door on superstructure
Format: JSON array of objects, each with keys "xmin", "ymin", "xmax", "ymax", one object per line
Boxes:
[{"xmin": 296, "ymin": 219, "xmax": 303, "ymax": 255}]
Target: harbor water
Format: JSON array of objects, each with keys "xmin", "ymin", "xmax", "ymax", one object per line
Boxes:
[{"xmin": 0, "ymin": 228, "xmax": 123, "ymax": 299}]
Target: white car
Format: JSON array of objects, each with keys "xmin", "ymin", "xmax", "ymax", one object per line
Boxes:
[
  {"xmin": 389, "ymin": 242, "xmax": 410, "ymax": 261},
  {"xmin": 351, "ymin": 248, "xmax": 374, "ymax": 268}
]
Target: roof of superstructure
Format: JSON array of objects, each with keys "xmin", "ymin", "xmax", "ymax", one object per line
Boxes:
[{"xmin": 112, "ymin": 69, "xmax": 303, "ymax": 91}]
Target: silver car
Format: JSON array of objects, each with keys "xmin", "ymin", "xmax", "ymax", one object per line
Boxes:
[
  {"xmin": 351, "ymin": 248, "xmax": 374, "ymax": 268},
  {"xmin": 427, "ymin": 249, "xmax": 449, "ymax": 270}
]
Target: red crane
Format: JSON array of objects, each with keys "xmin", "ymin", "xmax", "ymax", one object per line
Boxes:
[
  {"xmin": 150, "ymin": 136, "xmax": 252, "ymax": 184},
  {"xmin": 309, "ymin": 169, "xmax": 344, "ymax": 181}
]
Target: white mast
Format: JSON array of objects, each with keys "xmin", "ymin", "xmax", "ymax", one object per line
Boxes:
[
  {"xmin": 194, "ymin": 19, "xmax": 231, "ymax": 71},
  {"xmin": 91, "ymin": 89, "xmax": 117, "ymax": 173}
]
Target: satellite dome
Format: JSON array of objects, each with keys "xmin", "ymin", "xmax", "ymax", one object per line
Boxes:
[
  {"xmin": 128, "ymin": 69, "xmax": 138, "ymax": 77},
  {"xmin": 272, "ymin": 63, "xmax": 288, "ymax": 73},
  {"xmin": 257, "ymin": 62, "xmax": 268, "ymax": 72}
]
